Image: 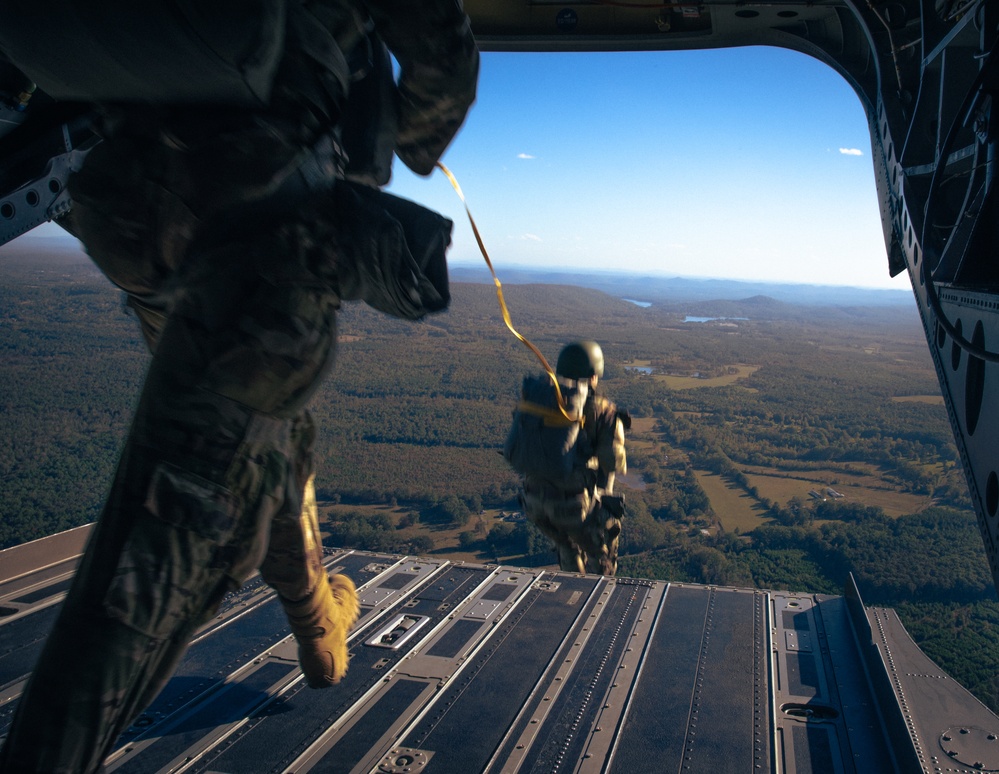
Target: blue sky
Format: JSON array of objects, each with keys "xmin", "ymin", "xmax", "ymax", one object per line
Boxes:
[
  {"xmin": 385, "ymin": 47, "xmax": 907, "ymax": 290},
  {"xmin": 25, "ymin": 46, "xmax": 906, "ymax": 290}
]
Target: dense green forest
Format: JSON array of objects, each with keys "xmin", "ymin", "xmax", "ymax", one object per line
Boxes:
[{"xmin": 2, "ymin": 243, "xmax": 997, "ymax": 711}]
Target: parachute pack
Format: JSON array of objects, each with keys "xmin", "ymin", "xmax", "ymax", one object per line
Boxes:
[{"xmin": 503, "ymin": 374, "xmax": 593, "ymax": 487}]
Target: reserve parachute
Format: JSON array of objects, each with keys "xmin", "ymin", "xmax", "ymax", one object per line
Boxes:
[{"xmin": 503, "ymin": 374, "xmax": 592, "ymax": 487}]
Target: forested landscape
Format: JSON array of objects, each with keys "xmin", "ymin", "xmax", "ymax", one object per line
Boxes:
[{"xmin": 2, "ymin": 241, "xmax": 997, "ymax": 711}]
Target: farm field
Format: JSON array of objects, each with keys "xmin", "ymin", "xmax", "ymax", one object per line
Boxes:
[
  {"xmin": 693, "ymin": 470, "xmax": 765, "ymax": 533},
  {"xmin": 657, "ymin": 364, "xmax": 761, "ymax": 390},
  {"xmin": 689, "ymin": 461, "xmax": 939, "ymax": 533},
  {"xmin": 742, "ymin": 471, "xmax": 933, "ymax": 518}
]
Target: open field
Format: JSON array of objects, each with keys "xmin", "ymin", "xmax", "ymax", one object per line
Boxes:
[
  {"xmin": 625, "ymin": 416, "xmax": 662, "ymax": 454},
  {"xmin": 694, "ymin": 454, "xmax": 933, "ymax": 533},
  {"xmin": 617, "ymin": 472, "xmax": 648, "ymax": 491},
  {"xmin": 657, "ymin": 364, "xmax": 760, "ymax": 390},
  {"xmin": 741, "ymin": 461, "xmax": 885, "ymax": 482},
  {"xmin": 693, "ymin": 470, "xmax": 767, "ymax": 533},
  {"xmin": 742, "ymin": 471, "xmax": 933, "ymax": 517},
  {"xmin": 893, "ymin": 395, "xmax": 945, "ymax": 405},
  {"xmin": 629, "ymin": 417, "xmax": 659, "ymax": 434}
]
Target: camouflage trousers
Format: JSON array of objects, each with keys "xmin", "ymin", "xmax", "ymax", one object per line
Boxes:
[
  {"xmin": 0, "ymin": 179, "xmax": 343, "ymax": 773},
  {"xmin": 522, "ymin": 481, "xmax": 621, "ymax": 576}
]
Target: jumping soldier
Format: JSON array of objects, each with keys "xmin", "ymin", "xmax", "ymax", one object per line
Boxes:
[
  {"xmin": 513, "ymin": 341, "xmax": 629, "ymax": 575},
  {"xmin": 0, "ymin": 2, "xmax": 478, "ymax": 771}
]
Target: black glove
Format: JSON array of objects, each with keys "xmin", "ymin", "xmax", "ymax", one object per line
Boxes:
[{"xmin": 601, "ymin": 494, "xmax": 626, "ymax": 519}]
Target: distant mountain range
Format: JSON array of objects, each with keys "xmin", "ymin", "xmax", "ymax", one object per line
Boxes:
[
  {"xmin": 448, "ymin": 264, "xmax": 914, "ymax": 307},
  {"xmin": 2, "ymin": 236, "xmax": 913, "ymax": 308}
]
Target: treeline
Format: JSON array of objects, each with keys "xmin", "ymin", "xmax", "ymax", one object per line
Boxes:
[{"xmin": 617, "ymin": 506, "xmax": 992, "ymax": 604}]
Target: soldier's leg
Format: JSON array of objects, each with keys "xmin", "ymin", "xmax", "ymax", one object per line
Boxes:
[
  {"xmin": 259, "ymin": 413, "xmax": 359, "ymax": 687},
  {"xmin": 605, "ymin": 525, "xmax": 621, "ymax": 576},
  {"xmin": 0, "ymin": 228, "xmax": 341, "ymax": 773},
  {"xmin": 0, "ymin": 376, "xmax": 306, "ymax": 774},
  {"xmin": 555, "ymin": 540, "xmax": 586, "ymax": 574},
  {"xmin": 59, "ymin": 133, "xmax": 201, "ymax": 354},
  {"xmin": 523, "ymin": 488, "xmax": 582, "ymax": 573},
  {"xmin": 521, "ymin": 494, "xmax": 555, "ymax": 543},
  {"xmin": 552, "ymin": 494, "xmax": 591, "ymax": 575},
  {"xmin": 582, "ymin": 507, "xmax": 622, "ymax": 576},
  {"xmin": 258, "ymin": 413, "xmax": 324, "ymax": 601}
]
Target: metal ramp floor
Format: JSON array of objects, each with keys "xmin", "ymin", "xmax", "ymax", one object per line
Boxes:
[{"xmin": 2, "ymin": 531, "xmax": 998, "ymax": 773}]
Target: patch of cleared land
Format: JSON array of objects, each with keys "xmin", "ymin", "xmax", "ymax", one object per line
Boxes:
[
  {"xmin": 318, "ymin": 502, "xmax": 521, "ymax": 563},
  {"xmin": 742, "ymin": 469, "xmax": 934, "ymax": 518},
  {"xmin": 617, "ymin": 472, "xmax": 647, "ymax": 491},
  {"xmin": 657, "ymin": 365, "xmax": 760, "ymax": 390},
  {"xmin": 892, "ymin": 394, "xmax": 944, "ymax": 404},
  {"xmin": 693, "ymin": 460, "xmax": 939, "ymax": 533},
  {"xmin": 693, "ymin": 470, "xmax": 766, "ymax": 533},
  {"xmin": 626, "ymin": 417, "xmax": 660, "ymax": 454},
  {"xmin": 629, "ymin": 417, "xmax": 659, "ymax": 434}
]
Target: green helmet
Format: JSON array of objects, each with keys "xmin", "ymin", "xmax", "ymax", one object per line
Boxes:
[{"xmin": 556, "ymin": 341, "xmax": 604, "ymax": 379}]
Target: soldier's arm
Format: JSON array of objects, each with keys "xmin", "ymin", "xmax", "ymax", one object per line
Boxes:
[
  {"xmin": 594, "ymin": 401, "xmax": 627, "ymax": 492},
  {"xmin": 362, "ymin": 0, "xmax": 479, "ymax": 175}
]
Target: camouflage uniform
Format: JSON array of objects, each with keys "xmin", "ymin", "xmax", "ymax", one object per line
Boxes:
[
  {"xmin": 523, "ymin": 392, "xmax": 627, "ymax": 575},
  {"xmin": 0, "ymin": 2, "xmax": 477, "ymax": 772}
]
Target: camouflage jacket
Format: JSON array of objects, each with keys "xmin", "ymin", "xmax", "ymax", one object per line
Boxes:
[
  {"xmin": 274, "ymin": 0, "xmax": 479, "ymax": 177},
  {"xmin": 362, "ymin": 0, "xmax": 479, "ymax": 175},
  {"xmin": 84, "ymin": 0, "xmax": 479, "ymax": 210}
]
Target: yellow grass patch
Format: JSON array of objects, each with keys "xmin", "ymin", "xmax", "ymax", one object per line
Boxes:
[
  {"xmin": 657, "ymin": 365, "xmax": 761, "ymax": 390},
  {"xmin": 832, "ymin": 486, "xmax": 933, "ymax": 518},
  {"xmin": 693, "ymin": 469, "xmax": 767, "ymax": 533}
]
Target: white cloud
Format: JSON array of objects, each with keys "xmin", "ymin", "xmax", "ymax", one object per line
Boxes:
[
  {"xmin": 839, "ymin": 147, "xmax": 864, "ymax": 156},
  {"xmin": 521, "ymin": 233, "xmax": 542, "ymax": 242},
  {"xmin": 517, "ymin": 153, "xmax": 536, "ymax": 159}
]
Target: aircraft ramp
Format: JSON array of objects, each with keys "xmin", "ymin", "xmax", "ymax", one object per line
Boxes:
[{"xmin": 2, "ymin": 530, "xmax": 997, "ymax": 773}]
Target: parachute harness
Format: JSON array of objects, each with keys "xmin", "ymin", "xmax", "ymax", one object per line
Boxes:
[{"xmin": 437, "ymin": 162, "xmax": 580, "ymax": 422}]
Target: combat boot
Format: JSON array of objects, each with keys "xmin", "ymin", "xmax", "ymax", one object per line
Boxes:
[{"xmin": 282, "ymin": 572, "xmax": 360, "ymax": 688}]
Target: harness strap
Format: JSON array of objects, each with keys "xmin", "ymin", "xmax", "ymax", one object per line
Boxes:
[
  {"xmin": 517, "ymin": 400, "xmax": 585, "ymax": 427},
  {"xmin": 437, "ymin": 162, "xmax": 576, "ymax": 421}
]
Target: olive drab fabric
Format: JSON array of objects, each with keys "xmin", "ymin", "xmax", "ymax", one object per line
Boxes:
[
  {"xmin": 503, "ymin": 374, "xmax": 592, "ymax": 487},
  {"xmin": 556, "ymin": 340, "xmax": 604, "ymax": 380},
  {"xmin": 0, "ymin": 2, "xmax": 477, "ymax": 772},
  {"xmin": 362, "ymin": 0, "xmax": 479, "ymax": 176}
]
